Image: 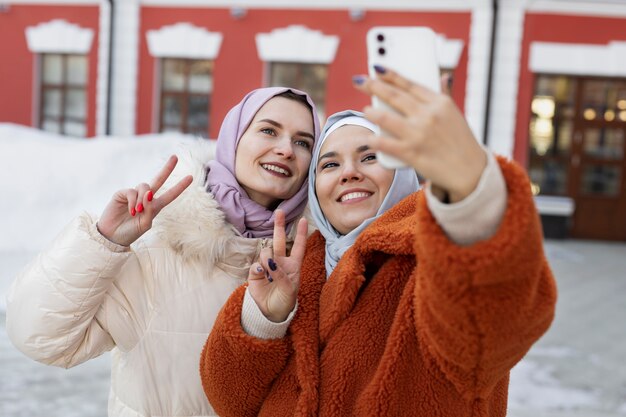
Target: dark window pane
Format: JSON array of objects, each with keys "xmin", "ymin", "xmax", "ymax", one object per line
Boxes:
[
  {"xmin": 189, "ymin": 61, "xmax": 213, "ymax": 94},
  {"xmin": 529, "ymin": 158, "xmax": 569, "ymax": 195},
  {"xmin": 162, "ymin": 95, "xmax": 183, "ymax": 126},
  {"xmin": 41, "ymin": 118, "xmax": 61, "ymax": 134},
  {"xmin": 187, "ymin": 95, "xmax": 209, "ymax": 129},
  {"xmin": 64, "ymin": 121, "xmax": 87, "ymax": 137},
  {"xmin": 43, "ymin": 89, "xmax": 62, "ymax": 117},
  {"xmin": 580, "ymin": 165, "xmax": 621, "ymax": 196},
  {"xmin": 162, "ymin": 59, "xmax": 186, "ymax": 92},
  {"xmin": 67, "ymin": 55, "xmax": 88, "ymax": 86},
  {"xmin": 42, "ymin": 54, "xmax": 63, "ymax": 84},
  {"xmin": 583, "ymin": 128, "xmax": 624, "ymax": 160},
  {"xmin": 65, "ymin": 88, "xmax": 87, "ymax": 119}
]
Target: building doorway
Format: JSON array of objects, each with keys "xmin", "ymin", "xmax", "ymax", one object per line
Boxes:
[{"xmin": 528, "ymin": 75, "xmax": 626, "ymax": 241}]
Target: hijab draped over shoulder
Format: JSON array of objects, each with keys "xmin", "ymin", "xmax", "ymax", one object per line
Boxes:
[
  {"xmin": 206, "ymin": 87, "xmax": 320, "ymax": 238},
  {"xmin": 308, "ymin": 110, "xmax": 420, "ymax": 276}
]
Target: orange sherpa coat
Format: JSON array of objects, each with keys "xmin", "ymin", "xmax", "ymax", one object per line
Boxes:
[{"xmin": 200, "ymin": 158, "xmax": 557, "ymax": 417}]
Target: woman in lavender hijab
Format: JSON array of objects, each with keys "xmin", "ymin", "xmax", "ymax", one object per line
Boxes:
[{"xmin": 6, "ymin": 87, "xmax": 320, "ymax": 417}]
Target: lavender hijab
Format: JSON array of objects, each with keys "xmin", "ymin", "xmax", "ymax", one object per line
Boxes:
[
  {"xmin": 205, "ymin": 87, "xmax": 320, "ymax": 238},
  {"xmin": 308, "ymin": 110, "xmax": 421, "ymax": 276}
]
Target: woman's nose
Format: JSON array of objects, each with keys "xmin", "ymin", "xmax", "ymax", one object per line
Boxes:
[
  {"xmin": 340, "ymin": 164, "xmax": 363, "ymax": 183},
  {"xmin": 273, "ymin": 136, "xmax": 295, "ymax": 159}
]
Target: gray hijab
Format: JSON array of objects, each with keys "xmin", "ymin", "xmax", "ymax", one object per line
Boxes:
[{"xmin": 308, "ymin": 110, "xmax": 421, "ymax": 277}]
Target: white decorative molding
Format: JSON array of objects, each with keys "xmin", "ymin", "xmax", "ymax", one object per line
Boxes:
[
  {"xmin": 140, "ymin": 0, "xmax": 475, "ymax": 11},
  {"xmin": 256, "ymin": 25, "xmax": 339, "ymax": 64},
  {"xmin": 530, "ymin": 41, "xmax": 626, "ymax": 77},
  {"xmin": 8, "ymin": 0, "xmax": 99, "ymax": 4},
  {"xmin": 25, "ymin": 19, "xmax": 94, "ymax": 54},
  {"xmin": 485, "ymin": 4, "xmax": 525, "ymax": 158},
  {"xmin": 146, "ymin": 23, "xmax": 223, "ymax": 59},
  {"xmin": 96, "ymin": 0, "xmax": 111, "ymax": 136},
  {"xmin": 110, "ymin": 0, "xmax": 140, "ymax": 136},
  {"xmin": 463, "ymin": 5, "xmax": 493, "ymax": 143},
  {"xmin": 528, "ymin": 0, "xmax": 626, "ymax": 18},
  {"xmin": 436, "ymin": 35, "xmax": 465, "ymax": 69}
]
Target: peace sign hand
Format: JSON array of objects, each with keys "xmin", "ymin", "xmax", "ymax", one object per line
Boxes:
[
  {"xmin": 247, "ymin": 209, "xmax": 308, "ymax": 323},
  {"xmin": 97, "ymin": 155, "xmax": 193, "ymax": 247}
]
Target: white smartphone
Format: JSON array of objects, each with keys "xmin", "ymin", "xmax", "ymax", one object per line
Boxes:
[{"xmin": 366, "ymin": 26, "xmax": 441, "ymax": 169}]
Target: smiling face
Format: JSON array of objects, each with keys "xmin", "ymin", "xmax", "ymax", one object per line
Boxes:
[
  {"xmin": 234, "ymin": 96, "xmax": 315, "ymax": 208},
  {"xmin": 314, "ymin": 125, "xmax": 395, "ymax": 235}
]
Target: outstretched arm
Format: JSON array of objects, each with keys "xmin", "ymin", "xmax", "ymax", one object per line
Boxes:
[{"xmin": 355, "ymin": 67, "xmax": 556, "ymax": 397}]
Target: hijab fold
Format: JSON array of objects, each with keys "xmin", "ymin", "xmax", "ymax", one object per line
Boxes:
[
  {"xmin": 308, "ymin": 110, "xmax": 421, "ymax": 277},
  {"xmin": 205, "ymin": 87, "xmax": 320, "ymax": 238}
]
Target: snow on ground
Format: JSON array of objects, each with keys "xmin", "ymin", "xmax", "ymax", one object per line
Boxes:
[{"xmin": 0, "ymin": 123, "xmax": 200, "ymax": 311}]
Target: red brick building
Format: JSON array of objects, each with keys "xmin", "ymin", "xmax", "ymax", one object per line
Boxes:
[{"xmin": 1, "ymin": 0, "xmax": 625, "ymax": 240}]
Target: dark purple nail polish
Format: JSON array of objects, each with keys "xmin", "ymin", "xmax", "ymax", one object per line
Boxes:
[
  {"xmin": 256, "ymin": 265, "xmax": 264, "ymax": 273},
  {"xmin": 352, "ymin": 75, "xmax": 366, "ymax": 85},
  {"xmin": 268, "ymin": 258, "xmax": 277, "ymax": 271},
  {"xmin": 266, "ymin": 273, "xmax": 273, "ymax": 283},
  {"xmin": 373, "ymin": 64, "xmax": 386, "ymax": 74}
]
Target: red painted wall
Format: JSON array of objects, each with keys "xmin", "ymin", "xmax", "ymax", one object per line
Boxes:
[
  {"xmin": 138, "ymin": 8, "xmax": 470, "ymax": 137},
  {"xmin": 515, "ymin": 13, "xmax": 626, "ymax": 165},
  {"xmin": 0, "ymin": 5, "xmax": 99, "ymax": 137}
]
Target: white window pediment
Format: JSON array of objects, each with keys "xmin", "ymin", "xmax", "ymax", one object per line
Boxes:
[
  {"xmin": 256, "ymin": 25, "xmax": 339, "ymax": 64},
  {"xmin": 26, "ymin": 19, "xmax": 94, "ymax": 54},
  {"xmin": 146, "ymin": 23, "xmax": 223, "ymax": 59},
  {"xmin": 436, "ymin": 34, "xmax": 464, "ymax": 69},
  {"xmin": 530, "ymin": 41, "xmax": 626, "ymax": 77}
]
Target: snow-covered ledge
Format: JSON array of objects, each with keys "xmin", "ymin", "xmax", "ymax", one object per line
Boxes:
[
  {"xmin": 530, "ymin": 41, "xmax": 626, "ymax": 77},
  {"xmin": 146, "ymin": 23, "xmax": 223, "ymax": 59},
  {"xmin": 25, "ymin": 19, "xmax": 94, "ymax": 54},
  {"xmin": 437, "ymin": 35, "xmax": 464, "ymax": 69},
  {"xmin": 256, "ymin": 25, "xmax": 339, "ymax": 64}
]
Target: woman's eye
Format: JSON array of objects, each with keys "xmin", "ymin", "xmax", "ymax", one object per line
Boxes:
[
  {"xmin": 261, "ymin": 128, "xmax": 276, "ymax": 136},
  {"xmin": 320, "ymin": 162, "xmax": 338, "ymax": 170},
  {"xmin": 362, "ymin": 153, "xmax": 377, "ymax": 162},
  {"xmin": 294, "ymin": 140, "xmax": 311, "ymax": 150}
]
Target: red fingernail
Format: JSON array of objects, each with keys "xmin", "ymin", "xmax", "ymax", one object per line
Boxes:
[
  {"xmin": 137, "ymin": 203, "xmax": 144, "ymax": 213},
  {"xmin": 130, "ymin": 208, "xmax": 136, "ymax": 216},
  {"xmin": 147, "ymin": 191, "xmax": 153, "ymax": 202}
]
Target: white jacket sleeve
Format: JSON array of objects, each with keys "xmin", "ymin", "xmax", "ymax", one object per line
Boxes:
[{"xmin": 5, "ymin": 212, "xmax": 152, "ymax": 368}]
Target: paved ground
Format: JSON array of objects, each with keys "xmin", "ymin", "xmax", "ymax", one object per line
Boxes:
[
  {"xmin": 0, "ymin": 239, "xmax": 625, "ymax": 416},
  {"xmin": 508, "ymin": 239, "xmax": 626, "ymax": 417}
]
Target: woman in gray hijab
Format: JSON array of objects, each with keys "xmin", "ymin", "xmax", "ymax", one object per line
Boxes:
[{"xmin": 201, "ymin": 68, "xmax": 556, "ymax": 417}]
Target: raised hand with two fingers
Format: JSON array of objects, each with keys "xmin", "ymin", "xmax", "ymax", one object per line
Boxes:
[
  {"xmin": 353, "ymin": 67, "xmax": 487, "ymax": 203},
  {"xmin": 96, "ymin": 155, "xmax": 193, "ymax": 247},
  {"xmin": 247, "ymin": 209, "xmax": 308, "ymax": 323}
]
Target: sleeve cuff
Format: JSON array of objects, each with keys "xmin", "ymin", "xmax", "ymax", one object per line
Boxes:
[
  {"xmin": 425, "ymin": 151, "xmax": 507, "ymax": 246},
  {"xmin": 240, "ymin": 288, "xmax": 297, "ymax": 340}
]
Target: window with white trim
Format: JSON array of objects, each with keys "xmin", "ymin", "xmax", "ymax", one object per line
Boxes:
[
  {"xmin": 39, "ymin": 53, "xmax": 88, "ymax": 137},
  {"xmin": 159, "ymin": 58, "xmax": 213, "ymax": 137}
]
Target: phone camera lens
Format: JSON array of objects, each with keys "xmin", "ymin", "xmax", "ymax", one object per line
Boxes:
[
  {"xmin": 377, "ymin": 33, "xmax": 385, "ymax": 42},
  {"xmin": 378, "ymin": 47, "xmax": 386, "ymax": 55}
]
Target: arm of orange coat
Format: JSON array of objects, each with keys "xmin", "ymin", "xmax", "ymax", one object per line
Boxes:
[
  {"xmin": 200, "ymin": 285, "xmax": 292, "ymax": 417},
  {"xmin": 413, "ymin": 156, "xmax": 557, "ymax": 400}
]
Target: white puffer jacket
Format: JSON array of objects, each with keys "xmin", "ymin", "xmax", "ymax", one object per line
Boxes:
[{"xmin": 6, "ymin": 141, "xmax": 297, "ymax": 416}]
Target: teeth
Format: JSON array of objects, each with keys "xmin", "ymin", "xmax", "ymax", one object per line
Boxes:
[
  {"xmin": 262, "ymin": 164, "xmax": 290, "ymax": 176},
  {"xmin": 340, "ymin": 192, "xmax": 371, "ymax": 202}
]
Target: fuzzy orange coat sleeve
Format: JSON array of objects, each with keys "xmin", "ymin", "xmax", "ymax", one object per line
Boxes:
[
  {"xmin": 413, "ymin": 157, "xmax": 557, "ymax": 400},
  {"xmin": 200, "ymin": 286, "xmax": 292, "ymax": 417}
]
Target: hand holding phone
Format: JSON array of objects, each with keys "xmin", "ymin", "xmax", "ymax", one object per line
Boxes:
[{"xmin": 366, "ymin": 26, "xmax": 441, "ymax": 169}]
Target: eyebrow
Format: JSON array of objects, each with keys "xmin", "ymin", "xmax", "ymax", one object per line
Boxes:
[
  {"xmin": 257, "ymin": 118, "xmax": 315, "ymax": 141},
  {"xmin": 318, "ymin": 145, "xmax": 371, "ymax": 163}
]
